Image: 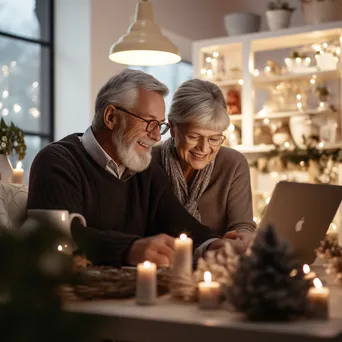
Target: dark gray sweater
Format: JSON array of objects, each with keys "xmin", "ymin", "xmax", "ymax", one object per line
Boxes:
[{"xmin": 27, "ymin": 134, "xmax": 219, "ymax": 267}]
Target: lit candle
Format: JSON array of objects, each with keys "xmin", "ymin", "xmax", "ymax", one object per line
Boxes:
[
  {"xmin": 307, "ymin": 278, "xmax": 329, "ymax": 320},
  {"xmin": 172, "ymin": 233, "xmax": 193, "ymax": 279},
  {"xmin": 303, "ymin": 264, "xmax": 316, "ymax": 284},
  {"xmin": 198, "ymin": 271, "xmax": 221, "ymax": 310},
  {"xmin": 136, "ymin": 261, "xmax": 157, "ymax": 305},
  {"xmin": 12, "ymin": 161, "xmax": 24, "ymax": 184}
]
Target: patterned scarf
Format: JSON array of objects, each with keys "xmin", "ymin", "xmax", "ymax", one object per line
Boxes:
[{"xmin": 161, "ymin": 138, "xmax": 215, "ymax": 222}]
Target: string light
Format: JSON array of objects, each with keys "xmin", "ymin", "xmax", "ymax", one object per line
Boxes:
[
  {"xmin": 238, "ymin": 79, "xmax": 244, "ymax": 85},
  {"xmin": 265, "ymin": 197, "xmax": 271, "ymax": 204},
  {"xmin": 322, "ymin": 42, "xmax": 328, "ymax": 49},
  {"xmin": 2, "ymin": 90, "xmax": 9, "ymax": 99},
  {"xmin": 207, "ymin": 69, "xmax": 213, "ymax": 76},
  {"xmin": 32, "ymin": 82, "xmax": 39, "ymax": 88},
  {"xmin": 253, "ymin": 69, "xmax": 260, "ymax": 76},
  {"xmin": 29, "ymin": 107, "xmax": 40, "ymax": 118},
  {"xmin": 318, "ymin": 141, "xmax": 325, "ymax": 148},
  {"xmin": 1, "ymin": 65, "xmax": 8, "ymax": 77},
  {"xmin": 2, "ymin": 108, "xmax": 9, "ymax": 116},
  {"xmin": 213, "ymin": 51, "xmax": 219, "ymax": 58},
  {"xmin": 284, "ymin": 141, "xmax": 290, "ymax": 148},
  {"xmin": 0, "ymin": 103, "xmax": 3, "ymax": 109},
  {"xmin": 205, "ymin": 56, "xmax": 212, "ymax": 63},
  {"xmin": 263, "ymin": 117, "xmax": 270, "ymax": 125},
  {"xmin": 310, "ymin": 78, "xmax": 316, "ymax": 85},
  {"xmin": 297, "ymin": 102, "xmax": 303, "ymax": 110},
  {"xmin": 228, "ymin": 123, "xmax": 235, "ymax": 131},
  {"xmin": 200, "ymin": 68, "xmax": 207, "ymax": 75},
  {"xmin": 300, "ymin": 160, "xmax": 305, "ymax": 167},
  {"xmin": 10, "ymin": 61, "xmax": 17, "ymax": 67},
  {"xmin": 296, "ymin": 94, "xmax": 302, "ymax": 100},
  {"xmin": 13, "ymin": 104, "xmax": 21, "ymax": 113}
]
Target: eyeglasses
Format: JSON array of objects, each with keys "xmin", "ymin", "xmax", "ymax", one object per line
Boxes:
[
  {"xmin": 116, "ymin": 106, "xmax": 170, "ymax": 135},
  {"xmin": 184, "ymin": 134, "xmax": 225, "ymax": 147}
]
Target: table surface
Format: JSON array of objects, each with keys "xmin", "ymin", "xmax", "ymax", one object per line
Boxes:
[{"xmin": 64, "ymin": 283, "xmax": 342, "ymax": 342}]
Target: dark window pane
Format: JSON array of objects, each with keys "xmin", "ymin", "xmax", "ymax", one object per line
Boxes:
[
  {"xmin": 0, "ymin": 36, "xmax": 51, "ymax": 135},
  {"xmin": 9, "ymin": 135, "xmax": 49, "ymax": 184},
  {"xmin": 0, "ymin": 0, "xmax": 51, "ymax": 42}
]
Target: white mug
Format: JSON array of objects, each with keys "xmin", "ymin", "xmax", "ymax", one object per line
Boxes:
[{"xmin": 26, "ymin": 209, "xmax": 86, "ymax": 254}]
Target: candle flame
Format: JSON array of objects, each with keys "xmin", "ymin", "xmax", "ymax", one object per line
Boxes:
[
  {"xmin": 61, "ymin": 213, "xmax": 66, "ymax": 221},
  {"xmin": 180, "ymin": 233, "xmax": 187, "ymax": 240},
  {"xmin": 16, "ymin": 161, "xmax": 22, "ymax": 170},
  {"xmin": 204, "ymin": 271, "xmax": 212, "ymax": 284},
  {"xmin": 57, "ymin": 245, "xmax": 63, "ymax": 251},
  {"xmin": 313, "ymin": 277, "xmax": 323, "ymax": 289},
  {"xmin": 143, "ymin": 261, "xmax": 151, "ymax": 268},
  {"xmin": 303, "ymin": 264, "xmax": 310, "ymax": 275}
]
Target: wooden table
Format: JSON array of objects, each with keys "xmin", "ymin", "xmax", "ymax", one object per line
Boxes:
[{"xmin": 64, "ymin": 285, "xmax": 342, "ymax": 342}]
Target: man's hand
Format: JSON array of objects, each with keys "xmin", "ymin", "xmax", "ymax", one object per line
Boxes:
[
  {"xmin": 224, "ymin": 231, "xmax": 254, "ymax": 254},
  {"xmin": 127, "ymin": 234, "xmax": 175, "ymax": 265}
]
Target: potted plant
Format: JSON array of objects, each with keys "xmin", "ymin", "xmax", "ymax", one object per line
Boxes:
[
  {"xmin": 300, "ymin": 0, "xmax": 342, "ymax": 25},
  {"xmin": 0, "ymin": 118, "xmax": 26, "ymax": 183},
  {"xmin": 285, "ymin": 50, "xmax": 311, "ymax": 72},
  {"xmin": 266, "ymin": 0, "xmax": 295, "ymax": 31}
]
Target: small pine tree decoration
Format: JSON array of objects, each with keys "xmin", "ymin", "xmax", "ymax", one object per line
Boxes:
[
  {"xmin": 316, "ymin": 235, "xmax": 342, "ymax": 260},
  {"xmin": 194, "ymin": 242, "xmax": 239, "ymax": 286},
  {"xmin": 225, "ymin": 225, "xmax": 310, "ymax": 321},
  {"xmin": 329, "ymin": 257, "xmax": 342, "ymax": 284}
]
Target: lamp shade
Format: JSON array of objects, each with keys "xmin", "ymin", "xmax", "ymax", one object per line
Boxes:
[{"xmin": 109, "ymin": 0, "xmax": 181, "ymax": 66}]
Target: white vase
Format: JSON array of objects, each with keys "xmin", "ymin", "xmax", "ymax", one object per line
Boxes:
[
  {"xmin": 301, "ymin": 0, "xmax": 342, "ymax": 25},
  {"xmin": 266, "ymin": 10, "xmax": 292, "ymax": 31},
  {"xmin": 289, "ymin": 115, "xmax": 319, "ymax": 148},
  {"xmin": 0, "ymin": 154, "xmax": 13, "ymax": 183}
]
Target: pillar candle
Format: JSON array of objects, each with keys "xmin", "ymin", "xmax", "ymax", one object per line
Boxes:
[
  {"xmin": 198, "ymin": 271, "xmax": 221, "ymax": 310},
  {"xmin": 136, "ymin": 261, "xmax": 157, "ymax": 305},
  {"xmin": 172, "ymin": 233, "xmax": 193, "ymax": 279},
  {"xmin": 12, "ymin": 161, "xmax": 24, "ymax": 184},
  {"xmin": 307, "ymin": 278, "xmax": 329, "ymax": 320}
]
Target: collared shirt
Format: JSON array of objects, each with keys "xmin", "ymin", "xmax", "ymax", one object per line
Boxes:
[
  {"xmin": 81, "ymin": 126, "xmax": 215, "ymax": 258},
  {"xmin": 81, "ymin": 127, "xmax": 126, "ymax": 179}
]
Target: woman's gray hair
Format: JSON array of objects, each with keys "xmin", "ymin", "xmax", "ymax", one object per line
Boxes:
[
  {"xmin": 92, "ymin": 69, "xmax": 169, "ymax": 132},
  {"xmin": 168, "ymin": 79, "xmax": 230, "ymax": 131}
]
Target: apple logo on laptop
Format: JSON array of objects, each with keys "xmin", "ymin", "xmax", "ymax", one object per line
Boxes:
[{"xmin": 295, "ymin": 217, "xmax": 305, "ymax": 232}]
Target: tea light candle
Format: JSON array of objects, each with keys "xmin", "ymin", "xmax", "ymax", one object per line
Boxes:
[
  {"xmin": 303, "ymin": 264, "xmax": 316, "ymax": 284},
  {"xmin": 172, "ymin": 233, "xmax": 193, "ymax": 279},
  {"xmin": 136, "ymin": 261, "xmax": 157, "ymax": 305},
  {"xmin": 307, "ymin": 277, "xmax": 329, "ymax": 320},
  {"xmin": 12, "ymin": 161, "xmax": 24, "ymax": 184},
  {"xmin": 198, "ymin": 271, "xmax": 221, "ymax": 310}
]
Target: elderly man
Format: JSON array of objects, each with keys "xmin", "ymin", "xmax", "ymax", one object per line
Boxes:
[{"xmin": 28, "ymin": 70, "xmax": 244, "ymax": 267}]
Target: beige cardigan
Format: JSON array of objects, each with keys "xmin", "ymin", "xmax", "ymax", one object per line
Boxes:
[{"xmin": 153, "ymin": 145, "xmax": 256, "ymax": 236}]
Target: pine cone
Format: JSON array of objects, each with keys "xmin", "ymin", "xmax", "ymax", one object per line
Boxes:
[
  {"xmin": 226, "ymin": 225, "xmax": 310, "ymax": 321},
  {"xmin": 316, "ymin": 235, "xmax": 342, "ymax": 260},
  {"xmin": 194, "ymin": 242, "xmax": 239, "ymax": 286}
]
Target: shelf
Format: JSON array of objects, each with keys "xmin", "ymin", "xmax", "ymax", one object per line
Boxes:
[
  {"xmin": 229, "ymin": 114, "xmax": 242, "ymax": 121},
  {"xmin": 232, "ymin": 141, "xmax": 342, "ymax": 154},
  {"xmin": 215, "ymin": 79, "xmax": 242, "ymax": 87},
  {"xmin": 194, "ymin": 21, "xmax": 342, "ymax": 53},
  {"xmin": 254, "ymin": 109, "xmax": 337, "ymax": 120},
  {"xmin": 253, "ymin": 69, "xmax": 341, "ymax": 85}
]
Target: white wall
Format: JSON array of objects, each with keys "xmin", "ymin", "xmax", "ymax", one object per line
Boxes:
[
  {"xmin": 55, "ymin": 0, "xmax": 235, "ymax": 138},
  {"xmin": 54, "ymin": 0, "xmax": 92, "ymax": 140}
]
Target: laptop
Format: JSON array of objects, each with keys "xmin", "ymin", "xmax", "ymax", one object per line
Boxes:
[{"xmin": 258, "ymin": 181, "xmax": 342, "ymax": 265}]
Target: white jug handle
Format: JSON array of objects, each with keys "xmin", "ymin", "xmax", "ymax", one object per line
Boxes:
[{"xmin": 69, "ymin": 213, "xmax": 86, "ymax": 227}]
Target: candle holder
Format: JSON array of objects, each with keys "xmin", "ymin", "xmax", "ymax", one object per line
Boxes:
[
  {"xmin": 136, "ymin": 261, "xmax": 157, "ymax": 306},
  {"xmin": 307, "ymin": 278, "xmax": 329, "ymax": 320},
  {"xmin": 198, "ymin": 271, "xmax": 221, "ymax": 310}
]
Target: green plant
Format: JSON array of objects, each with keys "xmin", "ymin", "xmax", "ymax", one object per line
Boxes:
[
  {"xmin": 268, "ymin": 0, "xmax": 295, "ymax": 11},
  {"xmin": 289, "ymin": 50, "xmax": 307, "ymax": 59},
  {"xmin": 0, "ymin": 118, "xmax": 26, "ymax": 160},
  {"xmin": 316, "ymin": 85, "xmax": 330, "ymax": 97}
]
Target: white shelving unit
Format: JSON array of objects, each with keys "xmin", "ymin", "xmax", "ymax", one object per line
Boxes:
[{"xmin": 192, "ymin": 21, "xmax": 342, "ymax": 155}]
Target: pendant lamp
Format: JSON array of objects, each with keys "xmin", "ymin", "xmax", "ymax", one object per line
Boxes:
[{"xmin": 109, "ymin": 0, "xmax": 181, "ymax": 66}]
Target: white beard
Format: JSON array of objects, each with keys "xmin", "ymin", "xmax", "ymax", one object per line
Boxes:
[{"xmin": 112, "ymin": 122, "xmax": 153, "ymax": 172}]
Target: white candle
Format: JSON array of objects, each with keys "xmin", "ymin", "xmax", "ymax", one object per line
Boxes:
[
  {"xmin": 307, "ymin": 277, "xmax": 329, "ymax": 320},
  {"xmin": 136, "ymin": 261, "xmax": 157, "ymax": 305},
  {"xmin": 198, "ymin": 271, "xmax": 221, "ymax": 310},
  {"xmin": 172, "ymin": 233, "xmax": 193, "ymax": 279},
  {"xmin": 303, "ymin": 264, "xmax": 316, "ymax": 284},
  {"xmin": 12, "ymin": 161, "xmax": 24, "ymax": 184}
]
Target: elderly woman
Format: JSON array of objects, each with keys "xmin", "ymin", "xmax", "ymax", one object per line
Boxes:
[{"xmin": 153, "ymin": 79, "xmax": 256, "ymax": 252}]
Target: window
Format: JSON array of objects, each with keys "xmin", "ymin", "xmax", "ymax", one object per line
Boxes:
[
  {"xmin": 129, "ymin": 61, "xmax": 193, "ymax": 139},
  {"xmin": 0, "ymin": 0, "xmax": 53, "ymax": 183}
]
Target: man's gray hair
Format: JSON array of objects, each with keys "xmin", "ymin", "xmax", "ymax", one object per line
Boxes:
[
  {"xmin": 168, "ymin": 79, "xmax": 230, "ymax": 131},
  {"xmin": 92, "ymin": 69, "xmax": 169, "ymax": 132}
]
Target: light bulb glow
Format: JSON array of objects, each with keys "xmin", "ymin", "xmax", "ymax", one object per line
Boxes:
[
  {"xmin": 180, "ymin": 233, "xmax": 187, "ymax": 241},
  {"xmin": 313, "ymin": 277, "xmax": 323, "ymax": 289},
  {"xmin": 204, "ymin": 271, "xmax": 212, "ymax": 283}
]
